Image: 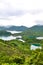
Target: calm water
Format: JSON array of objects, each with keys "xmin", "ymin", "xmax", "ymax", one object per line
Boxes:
[
  {"xmin": 36, "ymin": 37, "xmax": 43, "ymax": 40},
  {"xmin": 0, "ymin": 36, "xmax": 22, "ymax": 41},
  {"xmin": 0, "ymin": 30, "xmax": 22, "ymax": 41},
  {"xmin": 30, "ymin": 45, "xmax": 41, "ymax": 50},
  {"xmin": 0, "ymin": 36, "xmax": 16, "ymax": 41},
  {"xmin": 18, "ymin": 39, "xmax": 25, "ymax": 42},
  {"xmin": 6, "ymin": 30, "xmax": 22, "ymax": 34}
]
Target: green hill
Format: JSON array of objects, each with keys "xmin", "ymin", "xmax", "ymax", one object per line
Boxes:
[
  {"xmin": 22, "ymin": 25, "xmax": 43, "ymax": 40},
  {"xmin": 0, "ymin": 30, "xmax": 11, "ymax": 36},
  {"xmin": 0, "ymin": 39, "xmax": 43, "ymax": 65}
]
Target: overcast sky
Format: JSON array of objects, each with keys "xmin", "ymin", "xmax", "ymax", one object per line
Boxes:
[{"xmin": 0, "ymin": 0, "xmax": 43, "ymax": 27}]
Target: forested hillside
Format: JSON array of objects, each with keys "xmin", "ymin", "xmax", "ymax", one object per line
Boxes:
[
  {"xmin": 22, "ymin": 25, "xmax": 43, "ymax": 40},
  {"xmin": 0, "ymin": 39, "xmax": 43, "ymax": 65}
]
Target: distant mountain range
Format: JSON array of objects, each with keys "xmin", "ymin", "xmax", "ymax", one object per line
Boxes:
[
  {"xmin": 0, "ymin": 25, "xmax": 43, "ymax": 37},
  {"xmin": 0, "ymin": 25, "xmax": 43, "ymax": 31},
  {"xmin": 0, "ymin": 26, "xmax": 28, "ymax": 31}
]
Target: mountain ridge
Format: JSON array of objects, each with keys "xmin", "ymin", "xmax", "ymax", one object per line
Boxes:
[
  {"xmin": 22, "ymin": 25, "xmax": 43, "ymax": 39},
  {"xmin": 0, "ymin": 25, "xmax": 28, "ymax": 31}
]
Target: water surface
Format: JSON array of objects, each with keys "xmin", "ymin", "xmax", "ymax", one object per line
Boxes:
[
  {"xmin": 0, "ymin": 36, "xmax": 16, "ymax": 41},
  {"xmin": 36, "ymin": 37, "xmax": 43, "ymax": 40},
  {"xmin": 6, "ymin": 30, "xmax": 22, "ymax": 34}
]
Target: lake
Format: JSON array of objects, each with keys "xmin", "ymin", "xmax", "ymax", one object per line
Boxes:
[
  {"xmin": 30, "ymin": 45, "xmax": 41, "ymax": 50},
  {"xmin": 6, "ymin": 30, "xmax": 22, "ymax": 34},
  {"xmin": 36, "ymin": 37, "xmax": 43, "ymax": 40},
  {"xmin": 0, "ymin": 35, "xmax": 22, "ymax": 41},
  {"xmin": 0, "ymin": 30, "xmax": 24, "ymax": 41},
  {"xmin": 0, "ymin": 36, "xmax": 16, "ymax": 41}
]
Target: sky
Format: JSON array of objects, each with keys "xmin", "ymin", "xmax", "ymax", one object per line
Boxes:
[{"xmin": 0, "ymin": 0, "xmax": 43, "ymax": 27}]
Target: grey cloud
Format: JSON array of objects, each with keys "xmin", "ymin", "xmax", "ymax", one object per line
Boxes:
[
  {"xmin": 0, "ymin": 1, "xmax": 26, "ymax": 18},
  {"xmin": 0, "ymin": 9, "xmax": 25, "ymax": 16},
  {"xmin": 0, "ymin": 0, "xmax": 43, "ymax": 20},
  {"xmin": 7, "ymin": 10, "xmax": 25, "ymax": 16},
  {"xmin": 0, "ymin": 17, "xmax": 10, "ymax": 20},
  {"xmin": 35, "ymin": 20, "xmax": 43, "ymax": 25},
  {"xmin": 28, "ymin": 10, "xmax": 43, "ymax": 15}
]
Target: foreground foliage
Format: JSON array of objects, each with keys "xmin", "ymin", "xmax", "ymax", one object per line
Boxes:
[{"xmin": 0, "ymin": 39, "xmax": 43, "ymax": 65}]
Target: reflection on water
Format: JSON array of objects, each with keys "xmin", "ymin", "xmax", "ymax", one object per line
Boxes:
[
  {"xmin": 6, "ymin": 30, "xmax": 22, "ymax": 34},
  {"xmin": 18, "ymin": 39, "xmax": 25, "ymax": 42},
  {"xmin": 0, "ymin": 30, "xmax": 22, "ymax": 41},
  {"xmin": 30, "ymin": 45, "xmax": 41, "ymax": 50},
  {"xmin": 0, "ymin": 36, "xmax": 16, "ymax": 41},
  {"xmin": 36, "ymin": 37, "xmax": 43, "ymax": 40},
  {"xmin": 0, "ymin": 35, "xmax": 23, "ymax": 41}
]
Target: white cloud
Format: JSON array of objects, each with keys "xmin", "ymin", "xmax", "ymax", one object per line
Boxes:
[
  {"xmin": 1, "ymin": 0, "xmax": 43, "ymax": 10},
  {"xmin": 0, "ymin": 0, "xmax": 43, "ymax": 27},
  {"xmin": 0, "ymin": 13, "xmax": 36, "ymax": 27}
]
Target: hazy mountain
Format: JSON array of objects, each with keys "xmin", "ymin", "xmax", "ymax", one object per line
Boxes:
[
  {"xmin": 7, "ymin": 26, "xmax": 28, "ymax": 31},
  {"xmin": 0, "ymin": 25, "xmax": 43, "ymax": 37},
  {"xmin": 0, "ymin": 26, "xmax": 28, "ymax": 31}
]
